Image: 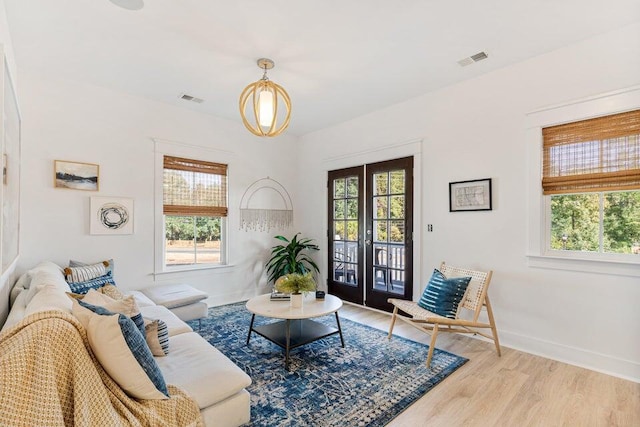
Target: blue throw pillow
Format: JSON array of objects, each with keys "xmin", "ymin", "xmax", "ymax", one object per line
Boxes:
[
  {"xmin": 77, "ymin": 299, "xmax": 169, "ymax": 398},
  {"xmin": 68, "ymin": 271, "xmax": 116, "ymax": 294},
  {"xmin": 417, "ymin": 269, "xmax": 472, "ymax": 318}
]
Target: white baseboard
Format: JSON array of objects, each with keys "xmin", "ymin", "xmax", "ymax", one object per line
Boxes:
[
  {"xmin": 500, "ymin": 329, "xmax": 640, "ymax": 383},
  {"xmin": 342, "ymin": 302, "xmax": 640, "ymax": 383}
]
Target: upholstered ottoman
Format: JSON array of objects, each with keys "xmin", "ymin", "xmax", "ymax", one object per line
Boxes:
[{"xmin": 142, "ymin": 284, "xmax": 209, "ymax": 322}]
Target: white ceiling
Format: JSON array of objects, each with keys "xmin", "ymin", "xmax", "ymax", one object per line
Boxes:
[{"xmin": 4, "ymin": 0, "xmax": 640, "ymax": 136}]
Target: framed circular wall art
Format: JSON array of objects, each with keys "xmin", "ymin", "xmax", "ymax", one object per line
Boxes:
[{"xmin": 90, "ymin": 196, "xmax": 134, "ymax": 235}]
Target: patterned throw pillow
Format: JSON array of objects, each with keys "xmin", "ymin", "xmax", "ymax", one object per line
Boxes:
[
  {"xmin": 64, "ymin": 261, "xmax": 111, "ymax": 283},
  {"xmin": 98, "ymin": 284, "xmax": 124, "ymax": 300},
  {"xmin": 72, "ymin": 299, "xmax": 169, "ymax": 400},
  {"xmin": 69, "ymin": 259, "xmax": 114, "ymax": 275},
  {"xmin": 417, "ymin": 269, "xmax": 472, "ymax": 319},
  {"xmin": 67, "ymin": 271, "xmax": 116, "ymax": 295},
  {"xmin": 144, "ymin": 318, "xmax": 170, "ymax": 357}
]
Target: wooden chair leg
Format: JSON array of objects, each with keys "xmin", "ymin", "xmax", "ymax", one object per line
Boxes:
[
  {"xmin": 426, "ymin": 324, "xmax": 439, "ymax": 368},
  {"xmin": 387, "ymin": 306, "xmax": 398, "ymax": 340},
  {"xmin": 484, "ymin": 295, "xmax": 501, "ymax": 357}
]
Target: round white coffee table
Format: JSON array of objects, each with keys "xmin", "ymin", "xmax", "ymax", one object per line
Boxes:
[{"xmin": 246, "ymin": 293, "xmax": 345, "ymax": 368}]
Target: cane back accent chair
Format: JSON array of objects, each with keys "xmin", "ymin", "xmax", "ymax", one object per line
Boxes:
[{"xmin": 387, "ymin": 262, "xmax": 500, "ymax": 368}]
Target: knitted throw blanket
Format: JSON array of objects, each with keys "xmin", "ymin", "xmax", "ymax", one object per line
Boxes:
[{"xmin": 0, "ymin": 310, "xmax": 203, "ymax": 427}]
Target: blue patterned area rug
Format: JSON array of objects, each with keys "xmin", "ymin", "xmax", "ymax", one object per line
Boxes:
[{"xmin": 190, "ymin": 302, "xmax": 467, "ymax": 427}]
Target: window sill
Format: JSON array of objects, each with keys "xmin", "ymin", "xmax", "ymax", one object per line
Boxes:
[
  {"xmin": 526, "ymin": 254, "xmax": 640, "ymax": 277},
  {"xmin": 154, "ymin": 263, "xmax": 235, "ymax": 276}
]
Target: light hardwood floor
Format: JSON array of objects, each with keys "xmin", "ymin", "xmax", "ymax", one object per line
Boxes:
[{"xmin": 337, "ymin": 303, "xmax": 640, "ymax": 427}]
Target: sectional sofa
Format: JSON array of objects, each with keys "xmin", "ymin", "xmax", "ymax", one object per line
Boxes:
[{"xmin": 0, "ymin": 261, "xmax": 252, "ymax": 426}]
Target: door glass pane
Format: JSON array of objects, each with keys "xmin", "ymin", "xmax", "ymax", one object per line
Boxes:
[
  {"xmin": 344, "ymin": 263, "xmax": 357, "ymax": 285},
  {"xmin": 388, "ymin": 269, "xmax": 405, "ymax": 295},
  {"xmin": 374, "ymin": 244, "xmax": 387, "ymax": 266},
  {"xmin": 346, "ymin": 199, "xmax": 358, "ymax": 219},
  {"xmin": 374, "ymin": 220, "xmax": 388, "ymax": 242},
  {"xmin": 346, "ymin": 177, "xmax": 358, "ymax": 197},
  {"xmin": 373, "ymin": 267, "xmax": 387, "ymax": 290},
  {"xmin": 334, "ymin": 200, "xmax": 345, "ymax": 219},
  {"xmin": 374, "ymin": 196, "xmax": 388, "ymax": 219},
  {"xmin": 346, "ymin": 241, "xmax": 358, "ymax": 264},
  {"xmin": 334, "ymin": 178, "xmax": 345, "ymax": 198},
  {"xmin": 390, "ymin": 170, "xmax": 405, "ymax": 194},
  {"xmin": 374, "ymin": 173, "xmax": 388, "ymax": 196},
  {"xmin": 333, "ymin": 261, "xmax": 345, "ymax": 283},
  {"xmin": 334, "ymin": 221, "xmax": 345, "ymax": 240},
  {"xmin": 346, "ymin": 220, "xmax": 358, "ymax": 241},
  {"xmin": 387, "ymin": 245, "xmax": 405, "ymax": 270},
  {"xmin": 389, "ymin": 220, "xmax": 404, "ymax": 243},
  {"xmin": 389, "ymin": 195, "xmax": 404, "ymax": 219}
]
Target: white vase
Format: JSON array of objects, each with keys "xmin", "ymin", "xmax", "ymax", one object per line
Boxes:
[{"xmin": 290, "ymin": 293, "xmax": 303, "ymax": 308}]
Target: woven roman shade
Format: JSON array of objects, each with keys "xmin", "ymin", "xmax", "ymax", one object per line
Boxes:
[
  {"xmin": 163, "ymin": 156, "xmax": 228, "ymax": 217},
  {"xmin": 542, "ymin": 109, "xmax": 640, "ymax": 195}
]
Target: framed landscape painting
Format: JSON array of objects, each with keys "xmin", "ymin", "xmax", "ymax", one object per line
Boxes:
[
  {"xmin": 54, "ymin": 160, "xmax": 99, "ymax": 191},
  {"xmin": 449, "ymin": 178, "xmax": 492, "ymax": 212}
]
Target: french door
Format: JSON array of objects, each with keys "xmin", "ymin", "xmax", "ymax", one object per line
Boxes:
[{"xmin": 327, "ymin": 157, "xmax": 413, "ymax": 312}]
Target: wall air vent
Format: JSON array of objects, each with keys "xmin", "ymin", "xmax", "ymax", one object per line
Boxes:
[
  {"xmin": 180, "ymin": 94, "xmax": 204, "ymax": 103},
  {"xmin": 457, "ymin": 51, "xmax": 489, "ymax": 67}
]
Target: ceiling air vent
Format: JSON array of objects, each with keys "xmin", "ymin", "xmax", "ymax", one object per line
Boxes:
[
  {"xmin": 457, "ymin": 51, "xmax": 488, "ymax": 67},
  {"xmin": 180, "ymin": 94, "xmax": 204, "ymax": 104}
]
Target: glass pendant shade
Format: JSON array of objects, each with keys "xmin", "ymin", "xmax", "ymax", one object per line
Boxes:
[
  {"xmin": 258, "ymin": 89, "xmax": 274, "ymax": 127},
  {"xmin": 239, "ymin": 59, "xmax": 292, "ymax": 137}
]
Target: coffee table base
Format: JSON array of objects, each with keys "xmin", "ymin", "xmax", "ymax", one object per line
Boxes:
[{"xmin": 247, "ymin": 314, "xmax": 345, "ymax": 368}]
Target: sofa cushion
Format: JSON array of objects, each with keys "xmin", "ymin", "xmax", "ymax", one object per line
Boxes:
[
  {"xmin": 24, "ymin": 284, "xmax": 73, "ymax": 316},
  {"xmin": 142, "ymin": 284, "xmax": 208, "ymax": 309},
  {"xmin": 126, "ymin": 290, "xmax": 156, "ymax": 307},
  {"xmin": 1, "ymin": 291, "xmax": 28, "ymax": 333},
  {"xmin": 169, "ymin": 302, "xmax": 209, "ymax": 322},
  {"xmin": 139, "ymin": 305, "xmax": 192, "ymax": 337},
  {"xmin": 155, "ymin": 332, "xmax": 252, "ymax": 410},
  {"xmin": 72, "ymin": 299, "xmax": 169, "ymax": 400},
  {"xmin": 24, "ymin": 269, "xmax": 71, "ymax": 307}
]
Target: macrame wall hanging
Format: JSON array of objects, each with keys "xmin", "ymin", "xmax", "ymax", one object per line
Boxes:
[{"xmin": 239, "ymin": 177, "xmax": 293, "ymax": 231}]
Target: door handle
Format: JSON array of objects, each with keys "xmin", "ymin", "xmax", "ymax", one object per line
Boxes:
[{"xmin": 365, "ymin": 239, "xmax": 372, "ymax": 246}]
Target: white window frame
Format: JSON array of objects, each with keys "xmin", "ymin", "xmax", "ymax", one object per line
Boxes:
[
  {"xmin": 153, "ymin": 139, "xmax": 233, "ymax": 274},
  {"xmin": 525, "ymin": 85, "xmax": 640, "ymax": 277}
]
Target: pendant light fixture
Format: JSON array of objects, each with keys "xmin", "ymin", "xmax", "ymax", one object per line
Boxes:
[{"xmin": 239, "ymin": 58, "xmax": 292, "ymax": 137}]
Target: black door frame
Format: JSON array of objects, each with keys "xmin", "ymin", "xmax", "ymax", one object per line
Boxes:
[{"xmin": 327, "ymin": 157, "xmax": 413, "ymax": 312}]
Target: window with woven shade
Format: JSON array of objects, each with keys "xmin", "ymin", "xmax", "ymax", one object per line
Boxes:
[
  {"xmin": 163, "ymin": 155, "xmax": 228, "ymax": 267},
  {"xmin": 163, "ymin": 156, "xmax": 228, "ymax": 217},
  {"xmin": 542, "ymin": 109, "xmax": 640, "ymax": 195},
  {"xmin": 542, "ymin": 110, "xmax": 640, "ymax": 256}
]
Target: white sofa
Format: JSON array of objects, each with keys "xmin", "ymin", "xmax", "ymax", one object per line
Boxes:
[{"xmin": 1, "ymin": 261, "xmax": 252, "ymax": 427}]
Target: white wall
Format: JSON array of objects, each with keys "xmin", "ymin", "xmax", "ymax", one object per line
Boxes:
[
  {"xmin": 0, "ymin": 0, "xmax": 18, "ymax": 325},
  {"xmin": 297, "ymin": 22, "xmax": 640, "ymax": 381},
  {"xmin": 17, "ymin": 73, "xmax": 299, "ymax": 305}
]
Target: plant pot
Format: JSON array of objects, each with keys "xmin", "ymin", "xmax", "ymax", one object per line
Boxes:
[{"xmin": 290, "ymin": 293, "xmax": 303, "ymax": 308}]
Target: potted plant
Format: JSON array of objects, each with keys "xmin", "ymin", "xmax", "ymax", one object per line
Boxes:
[
  {"xmin": 265, "ymin": 233, "xmax": 320, "ymax": 284},
  {"xmin": 274, "ymin": 273, "xmax": 316, "ymax": 308}
]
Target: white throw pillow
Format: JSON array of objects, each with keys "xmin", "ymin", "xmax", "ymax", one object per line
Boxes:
[
  {"xmin": 71, "ymin": 299, "xmax": 169, "ymax": 400},
  {"xmin": 78, "ymin": 289, "xmax": 145, "ymax": 339}
]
